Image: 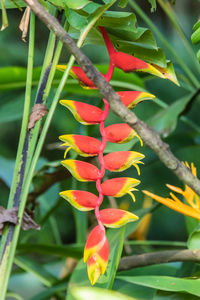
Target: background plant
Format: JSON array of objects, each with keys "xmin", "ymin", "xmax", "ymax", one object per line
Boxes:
[{"xmin": 0, "ymin": 0, "xmax": 200, "ymax": 299}]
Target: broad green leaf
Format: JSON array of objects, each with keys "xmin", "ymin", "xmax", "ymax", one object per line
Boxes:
[
  {"xmin": 30, "ymin": 281, "xmax": 69, "ymax": 300},
  {"xmin": 191, "ymin": 27, "xmax": 200, "ymax": 44},
  {"xmin": 117, "ymin": 275, "xmax": 200, "ymax": 297},
  {"xmin": 0, "ymin": 0, "xmax": 25, "ymax": 8},
  {"xmin": 14, "ymin": 256, "xmax": 57, "ymax": 287},
  {"xmin": 0, "ymin": 94, "xmax": 24, "ymax": 123},
  {"xmin": 148, "ymin": 93, "xmax": 195, "ymax": 137},
  {"xmin": 0, "ymin": 156, "xmax": 15, "ymax": 187},
  {"xmin": 47, "ymin": 0, "xmax": 65, "ymax": 8},
  {"xmin": 187, "ymin": 223, "xmax": 200, "ymax": 250},
  {"xmin": 72, "ymin": 287, "xmax": 137, "ymax": 300},
  {"xmin": 65, "ymin": 0, "xmax": 90, "ymax": 9},
  {"xmin": 118, "ymin": 0, "xmax": 129, "ymax": 8},
  {"xmin": 154, "ymin": 290, "xmax": 200, "ymax": 300},
  {"xmin": 148, "ymin": 0, "xmax": 156, "ymax": 12},
  {"xmin": 17, "ymin": 243, "xmax": 83, "ymax": 259},
  {"xmin": 66, "ymin": 8, "xmax": 88, "ymax": 30}
]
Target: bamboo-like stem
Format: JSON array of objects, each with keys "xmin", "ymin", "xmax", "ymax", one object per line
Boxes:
[
  {"xmin": 128, "ymin": 0, "xmax": 200, "ymax": 88},
  {"xmin": 0, "ymin": 13, "xmax": 35, "ymax": 298},
  {"xmin": 22, "ymin": 0, "xmax": 200, "ymax": 196}
]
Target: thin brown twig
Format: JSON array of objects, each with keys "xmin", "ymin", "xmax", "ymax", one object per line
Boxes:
[
  {"xmin": 23, "ymin": 0, "xmax": 200, "ymax": 196},
  {"xmin": 118, "ymin": 249, "xmax": 200, "ymax": 271}
]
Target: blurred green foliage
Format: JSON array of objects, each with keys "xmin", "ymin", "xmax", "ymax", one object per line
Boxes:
[{"xmin": 0, "ymin": 0, "xmax": 200, "ymax": 299}]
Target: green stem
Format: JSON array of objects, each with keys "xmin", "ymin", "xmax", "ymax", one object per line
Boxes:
[
  {"xmin": 0, "ymin": 13, "xmax": 35, "ymax": 299},
  {"xmin": 157, "ymin": 0, "xmax": 200, "ymax": 75},
  {"xmin": 128, "ymin": 0, "xmax": 200, "ymax": 88},
  {"xmin": 1, "ymin": 0, "xmax": 8, "ymax": 30},
  {"xmin": 125, "ymin": 240, "xmax": 187, "ymax": 247}
]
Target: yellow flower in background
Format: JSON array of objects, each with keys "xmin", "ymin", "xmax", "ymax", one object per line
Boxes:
[{"xmin": 143, "ymin": 162, "xmax": 200, "ymax": 221}]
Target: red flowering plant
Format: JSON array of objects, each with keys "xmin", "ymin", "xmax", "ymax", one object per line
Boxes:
[{"xmin": 57, "ymin": 27, "xmax": 175, "ymax": 285}]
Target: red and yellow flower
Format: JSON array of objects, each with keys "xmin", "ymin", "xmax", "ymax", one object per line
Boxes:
[
  {"xmin": 101, "ymin": 177, "xmax": 140, "ymax": 202},
  {"xmin": 59, "ymin": 134, "xmax": 101, "ymax": 157},
  {"xmin": 60, "ymin": 100, "xmax": 104, "ymax": 125},
  {"xmin": 104, "ymin": 151, "xmax": 144, "ymax": 174},
  {"xmin": 104, "ymin": 123, "xmax": 143, "ymax": 145},
  {"xmin": 59, "ymin": 190, "xmax": 98, "ymax": 211},
  {"xmin": 61, "ymin": 160, "xmax": 101, "ymax": 182},
  {"xmin": 99, "ymin": 208, "xmax": 139, "ymax": 228}
]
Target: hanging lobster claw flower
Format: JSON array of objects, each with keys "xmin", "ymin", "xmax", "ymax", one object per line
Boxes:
[
  {"xmin": 101, "ymin": 177, "xmax": 140, "ymax": 202},
  {"xmin": 86, "ymin": 232, "xmax": 109, "ymax": 285},
  {"xmin": 59, "ymin": 134, "xmax": 101, "ymax": 157},
  {"xmin": 59, "ymin": 190, "xmax": 98, "ymax": 211},
  {"xmin": 99, "ymin": 208, "xmax": 139, "ymax": 228},
  {"xmin": 104, "ymin": 151, "xmax": 145, "ymax": 175},
  {"xmin": 61, "ymin": 160, "xmax": 100, "ymax": 182},
  {"xmin": 57, "ymin": 65, "xmax": 96, "ymax": 89},
  {"xmin": 104, "ymin": 123, "xmax": 143, "ymax": 146},
  {"xmin": 84, "ymin": 225, "xmax": 106, "ymax": 262},
  {"xmin": 60, "ymin": 100, "xmax": 104, "ymax": 125},
  {"xmin": 117, "ymin": 91, "xmax": 155, "ymax": 109}
]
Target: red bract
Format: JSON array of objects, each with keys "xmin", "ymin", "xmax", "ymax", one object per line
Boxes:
[
  {"xmin": 104, "ymin": 151, "xmax": 144, "ymax": 174},
  {"xmin": 117, "ymin": 91, "xmax": 155, "ymax": 109},
  {"xmin": 104, "ymin": 123, "xmax": 143, "ymax": 145},
  {"xmin": 61, "ymin": 160, "xmax": 101, "ymax": 182},
  {"xmin": 99, "ymin": 208, "xmax": 139, "ymax": 228},
  {"xmin": 60, "ymin": 100, "xmax": 104, "ymax": 125},
  {"xmin": 59, "ymin": 134, "xmax": 101, "ymax": 157},
  {"xmin": 101, "ymin": 177, "xmax": 140, "ymax": 202},
  {"xmin": 59, "ymin": 190, "xmax": 98, "ymax": 211}
]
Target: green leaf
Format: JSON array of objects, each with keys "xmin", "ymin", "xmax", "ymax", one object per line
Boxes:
[
  {"xmin": 65, "ymin": 0, "xmax": 90, "ymax": 9},
  {"xmin": 30, "ymin": 281, "xmax": 69, "ymax": 300},
  {"xmin": 0, "ymin": 156, "xmax": 15, "ymax": 187},
  {"xmin": 193, "ymin": 20, "xmax": 200, "ymax": 31},
  {"xmin": 118, "ymin": 0, "xmax": 129, "ymax": 8},
  {"xmin": 191, "ymin": 27, "xmax": 200, "ymax": 44},
  {"xmin": 0, "ymin": 0, "xmax": 25, "ymax": 8},
  {"xmin": 47, "ymin": 0, "xmax": 65, "ymax": 8},
  {"xmin": 71, "ymin": 287, "xmax": 137, "ymax": 300},
  {"xmin": 0, "ymin": 94, "xmax": 24, "ymax": 123},
  {"xmin": 14, "ymin": 256, "xmax": 57, "ymax": 287},
  {"xmin": 148, "ymin": 0, "xmax": 156, "ymax": 12},
  {"xmin": 17, "ymin": 243, "xmax": 83, "ymax": 259},
  {"xmin": 66, "ymin": 8, "xmax": 88, "ymax": 30},
  {"xmin": 148, "ymin": 93, "xmax": 195, "ymax": 137},
  {"xmin": 187, "ymin": 223, "xmax": 200, "ymax": 250},
  {"xmin": 117, "ymin": 276, "xmax": 200, "ymax": 297}
]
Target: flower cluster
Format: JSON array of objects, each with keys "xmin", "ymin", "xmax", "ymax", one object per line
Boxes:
[
  {"xmin": 58, "ymin": 27, "xmax": 168, "ymax": 285},
  {"xmin": 143, "ymin": 162, "xmax": 200, "ymax": 221}
]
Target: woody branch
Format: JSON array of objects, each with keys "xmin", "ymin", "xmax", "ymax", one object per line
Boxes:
[{"xmin": 23, "ymin": 0, "xmax": 200, "ymax": 195}]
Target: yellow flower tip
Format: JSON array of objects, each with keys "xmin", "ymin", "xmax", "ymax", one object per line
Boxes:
[
  {"xmin": 166, "ymin": 184, "xmax": 183, "ymax": 194},
  {"xmin": 136, "ymin": 134, "xmax": 143, "ymax": 147},
  {"xmin": 132, "ymin": 163, "xmax": 141, "ymax": 176},
  {"xmin": 139, "ymin": 92, "xmax": 156, "ymax": 101},
  {"xmin": 128, "ymin": 190, "xmax": 137, "ymax": 202}
]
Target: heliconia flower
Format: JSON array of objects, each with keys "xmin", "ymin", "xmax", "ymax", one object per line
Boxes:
[
  {"xmin": 61, "ymin": 159, "xmax": 101, "ymax": 182},
  {"xmin": 60, "ymin": 100, "xmax": 104, "ymax": 125},
  {"xmin": 59, "ymin": 190, "xmax": 98, "ymax": 211},
  {"xmin": 59, "ymin": 134, "xmax": 101, "ymax": 157},
  {"xmin": 104, "ymin": 151, "xmax": 144, "ymax": 175},
  {"xmin": 117, "ymin": 91, "xmax": 155, "ymax": 109},
  {"xmin": 57, "ymin": 65, "xmax": 96, "ymax": 88},
  {"xmin": 143, "ymin": 162, "xmax": 200, "ymax": 220},
  {"xmin": 99, "ymin": 26, "xmax": 179, "ymax": 84},
  {"xmin": 101, "ymin": 177, "xmax": 140, "ymax": 202},
  {"xmin": 87, "ymin": 236, "xmax": 109, "ymax": 285},
  {"xmin": 84, "ymin": 225, "xmax": 107, "ymax": 263},
  {"xmin": 99, "ymin": 208, "xmax": 139, "ymax": 228},
  {"xmin": 104, "ymin": 123, "xmax": 143, "ymax": 146}
]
